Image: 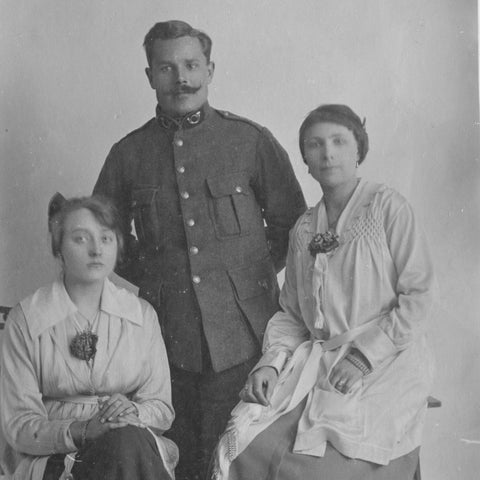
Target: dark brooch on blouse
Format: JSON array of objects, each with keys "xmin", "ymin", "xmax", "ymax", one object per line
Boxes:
[
  {"xmin": 308, "ymin": 231, "xmax": 340, "ymax": 256},
  {"xmin": 70, "ymin": 331, "xmax": 98, "ymax": 362}
]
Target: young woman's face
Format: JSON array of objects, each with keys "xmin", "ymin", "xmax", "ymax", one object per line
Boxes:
[
  {"xmin": 60, "ymin": 208, "xmax": 117, "ymax": 287},
  {"xmin": 303, "ymin": 122, "xmax": 359, "ymax": 189}
]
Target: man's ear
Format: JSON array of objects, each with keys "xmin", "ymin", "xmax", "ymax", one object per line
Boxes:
[
  {"xmin": 207, "ymin": 62, "xmax": 215, "ymax": 84},
  {"xmin": 145, "ymin": 67, "xmax": 154, "ymax": 88}
]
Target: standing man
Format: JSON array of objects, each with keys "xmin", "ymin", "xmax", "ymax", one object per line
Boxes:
[{"xmin": 93, "ymin": 20, "xmax": 306, "ymax": 480}]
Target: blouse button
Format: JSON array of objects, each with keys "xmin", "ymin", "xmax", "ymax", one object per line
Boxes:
[
  {"xmin": 235, "ymin": 186, "xmax": 243, "ymax": 193},
  {"xmin": 175, "ymin": 138, "xmax": 184, "ymax": 147},
  {"xmin": 186, "ymin": 219, "xmax": 195, "ymax": 227},
  {"xmin": 192, "ymin": 275, "xmax": 201, "ymax": 284},
  {"xmin": 177, "ymin": 166, "xmax": 185, "ymax": 173},
  {"xmin": 190, "ymin": 246, "xmax": 199, "ymax": 255},
  {"xmin": 181, "ymin": 191, "xmax": 190, "ymax": 199}
]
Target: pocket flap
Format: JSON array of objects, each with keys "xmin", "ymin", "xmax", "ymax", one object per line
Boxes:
[
  {"xmin": 228, "ymin": 258, "xmax": 275, "ymax": 300},
  {"xmin": 131, "ymin": 186, "xmax": 158, "ymax": 207},
  {"xmin": 207, "ymin": 173, "xmax": 250, "ymax": 198}
]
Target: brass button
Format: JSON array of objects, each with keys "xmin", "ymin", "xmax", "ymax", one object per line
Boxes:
[
  {"xmin": 175, "ymin": 138, "xmax": 184, "ymax": 147},
  {"xmin": 192, "ymin": 275, "xmax": 201, "ymax": 284},
  {"xmin": 181, "ymin": 191, "xmax": 190, "ymax": 199},
  {"xmin": 177, "ymin": 166, "xmax": 185, "ymax": 173},
  {"xmin": 186, "ymin": 219, "xmax": 195, "ymax": 227},
  {"xmin": 190, "ymin": 246, "xmax": 199, "ymax": 255},
  {"xmin": 235, "ymin": 185, "xmax": 243, "ymax": 193}
]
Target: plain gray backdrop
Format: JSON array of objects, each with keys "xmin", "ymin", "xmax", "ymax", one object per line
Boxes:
[{"xmin": 1, "ymin": 1, "xmax": 479, "ymax": 478}]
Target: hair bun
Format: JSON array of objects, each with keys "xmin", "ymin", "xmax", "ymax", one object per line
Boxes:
[{"xmin": 47, "ymin": 192, "xmax": 66, "ymax": 231}]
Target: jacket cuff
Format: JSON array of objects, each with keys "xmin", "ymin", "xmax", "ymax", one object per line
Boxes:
[
  {"xmin": 353, "ymin": 325, "xmax": 397, "ymax": 369},
  {"xmin": 250, "ymin": 350, "xmax": 288, "ymax": 376}
]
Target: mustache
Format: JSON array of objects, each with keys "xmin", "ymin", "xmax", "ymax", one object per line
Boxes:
[{"xmin": 171, "ymin": 85, "xmax": 201, "ymax": 95}]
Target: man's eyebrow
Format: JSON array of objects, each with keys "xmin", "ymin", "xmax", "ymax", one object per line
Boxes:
[{"xmin": 156, "ymin": 56, "xmax": 201, "ymax": 64}]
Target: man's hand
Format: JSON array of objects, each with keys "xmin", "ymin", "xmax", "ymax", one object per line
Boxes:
[{"xmin": 239, "ymin": 366, "xmax": 278, "ymax": 406}]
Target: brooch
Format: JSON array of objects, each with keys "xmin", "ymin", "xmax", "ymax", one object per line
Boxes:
[
  {"xmin": 70, "ymin": 331, "xmax": 98, "ymax": 362},
  {"xmin": 308, "ymin": 231, "xmax": 340, "ymax": 256}
]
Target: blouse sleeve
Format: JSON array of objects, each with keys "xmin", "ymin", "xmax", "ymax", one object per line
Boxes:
[
  {"xmin": 130, "ymin": 302, "xmax": 175, "ymax": 433},
  {"xmin": 253, "ymin": 220, "xmax": 310, "ymax": 374},
  {"xmin": 354, "ymin": 193, "xmax": 436, "ymax": 368},
  {"xmin": 0, "ymin": 305, "xmax": 77, "ymax": 455}
]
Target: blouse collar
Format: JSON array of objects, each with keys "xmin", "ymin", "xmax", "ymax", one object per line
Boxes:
[
  {"xmin": 315, "ymin": 177, "xmax": 366, "ymax": 234},
  {"xmin": 22, "ymin": 276, "xmax": 143, "ymax": 338}
]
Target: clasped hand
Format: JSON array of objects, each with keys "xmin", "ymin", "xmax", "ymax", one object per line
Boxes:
[
  {"xmin": 70, "ymin": 394, "xmax": 144, "ymax": 447},
  {"xmin": 98, "ymin": 393, "xmax": 139, "ymax": 424}
]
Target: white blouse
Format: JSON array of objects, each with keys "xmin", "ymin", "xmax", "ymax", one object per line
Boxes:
[
  {"xmin": 0, "ymin": 277, "xmax": 177, "ymax": 480},
  {"xmin": 214, "ymin": 179, "xmax": 436, "ymax": 478}
]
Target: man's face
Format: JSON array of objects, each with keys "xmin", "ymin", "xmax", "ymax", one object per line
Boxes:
[{"xmin": 146, "ymin": 36, "xmax": 214, "ymax": 117}]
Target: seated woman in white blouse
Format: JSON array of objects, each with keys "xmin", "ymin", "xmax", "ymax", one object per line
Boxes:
[
  {"xmin": 0, "ymin": 194, "xmax": 178, "ymax": 480},
  {"xmin": 212, "ymin": 104, "xmax": 436, "ymax": 480}
]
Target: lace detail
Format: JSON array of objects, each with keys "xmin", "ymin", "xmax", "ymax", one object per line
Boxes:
[
  {"xmin": 292, "ymin": 207, "xmax": 315, "ymax": 251},
  {"xmin": 210, "ymin": 427, "xmax": 238, "ymax": 480},
  {"xmin": 350, "ymin": 213, "xmax": 384, "ymax": 240},
  {"xmin": 341, "ymin": 182, "xmax": 390, "ymax": 244},
  {"xmin": 226, "ymin": 429, "xmax": 237, "ymax": 461}
]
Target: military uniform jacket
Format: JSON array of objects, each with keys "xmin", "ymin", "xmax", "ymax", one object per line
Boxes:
[{"xmin": 93, "ymin": 104, "xmax": 306, "ymax": 372}]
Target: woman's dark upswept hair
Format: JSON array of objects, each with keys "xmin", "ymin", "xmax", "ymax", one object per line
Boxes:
[
  {"xmin": 48, "ymin": 193, "xmax": 124, "ymax": 260},
  {"xmin": 299, "ymin": 104, "xmax": 369, "ymax": 165},
  {"xmin": 143, "ymin": 20, "xmax": 213, "ymax": 66}
]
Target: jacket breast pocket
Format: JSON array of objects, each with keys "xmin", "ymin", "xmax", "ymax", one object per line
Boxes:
[
  {"xmin": 131, "ymin": 186, "xmax": 162, "ymax": 246},
  {"xmin": 207, "ymin": 173, "xmax": 259, "ymax": 239}
]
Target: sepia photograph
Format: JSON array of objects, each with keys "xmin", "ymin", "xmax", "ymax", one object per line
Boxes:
[{"xmin": 0, "ymin": 1, "xmax": 478, "ymax": 479}]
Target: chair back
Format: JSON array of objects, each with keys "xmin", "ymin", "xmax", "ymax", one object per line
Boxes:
[{"xmin": 0, "ymin": 306, "xmax": 11, "ymax": 329}]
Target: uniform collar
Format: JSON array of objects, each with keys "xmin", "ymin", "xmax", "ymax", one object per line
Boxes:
[
  {"xmin": 22, "ymin": 276, "xmax": 143, "ymax": 338},
  {"xmin": 156, "ymin": 103, "xmax": 208, "ymax": 130}
]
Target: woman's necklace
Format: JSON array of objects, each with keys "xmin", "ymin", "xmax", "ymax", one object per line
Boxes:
[{"xmin": 70, "ymin": 310, "xmax": 100, "ymax": 364}]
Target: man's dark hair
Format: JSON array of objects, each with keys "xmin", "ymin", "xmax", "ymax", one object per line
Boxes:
[{"xmin": 143, "ymin": 20, "xmax": 213, "ymax": 66}]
